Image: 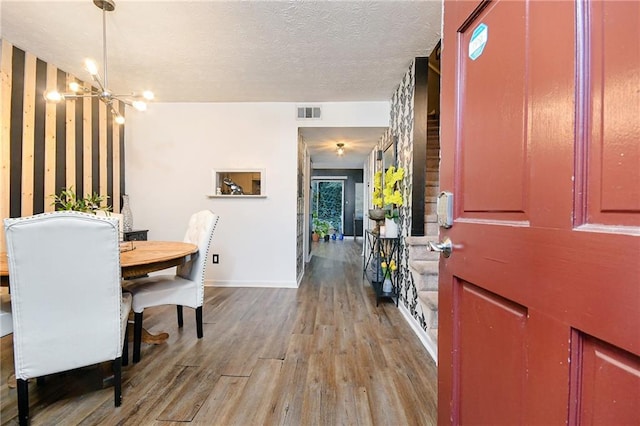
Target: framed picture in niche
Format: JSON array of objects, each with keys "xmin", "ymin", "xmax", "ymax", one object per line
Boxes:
[{"xmin": 209, "ymin": 169, "xmax": 266, "ymax": 198}]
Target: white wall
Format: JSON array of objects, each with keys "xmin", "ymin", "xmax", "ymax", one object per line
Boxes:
[{"xmin": 125, "ymin": 102, "xmax": 389, "ymax": 287}]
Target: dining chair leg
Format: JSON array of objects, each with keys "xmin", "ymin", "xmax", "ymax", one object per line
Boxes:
[
  {"xmin": 122, "ymin": 323, "xmax": 129, "ymax": 366},
  {"xmin": 133, "ymin": 312, "xmax": 143, "ymax": 363},
  {"xmin": 196, "ymin": 306, "xmax": 203, "ymax": 339},
  {"xmin": 177, "ymin": 305, "xmax": 184, "ymax": 328},
  {"xmin": 113, "ymin": 357, "xmax": 122, "ymax": 407},
  {"xmin": 17, "ymin": 378, "xmax": 29, "ymax": 426}
]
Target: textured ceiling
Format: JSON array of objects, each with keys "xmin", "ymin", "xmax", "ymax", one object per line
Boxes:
[
  {"xmin": 300, "ymin": 126, "xmax": 388, "ymax": 169},
  {"xmin": 1, "ymin": 0, "xmax": 442, "ymax": 168}
]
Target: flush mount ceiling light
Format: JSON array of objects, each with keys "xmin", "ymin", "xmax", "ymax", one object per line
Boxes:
[
  {"xmin": 43, "ymin": 0, "xmax": 153, "ymax": 125},
  {"xmin": 336, "ymin": 143, "xmax": 345, "ymax": 156}
]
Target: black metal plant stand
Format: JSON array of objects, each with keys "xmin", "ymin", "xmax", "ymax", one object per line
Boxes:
[{"xmin": 363, "ymin": 230, "xmax": 400, "ymax": 306}]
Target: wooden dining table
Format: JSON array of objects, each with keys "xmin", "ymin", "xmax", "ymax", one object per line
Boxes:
[
  {"xmin": 118, "ymin": 240, "xmax": 198, "ymax": 278},
  {"xmin": 1, "ymin": 240, "xmax": 198, "ymax": 284}
]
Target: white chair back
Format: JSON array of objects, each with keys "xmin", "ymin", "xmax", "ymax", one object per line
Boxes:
[
  {"xmin": 4, "ymin": 211, "xmax": 123, "ymax": 380},
  {"xmin": 94, "ymin": 210, "xmax": 124, "ymax": 241},
  {"xmin": 176, "ymin": 210, "xmax": 219, "ymax": 305}
]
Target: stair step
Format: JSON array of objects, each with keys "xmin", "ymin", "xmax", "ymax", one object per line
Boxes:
[
  {"xmin": 427, "ymin": 328, "xmax": 438, "ymax": 342},
  {"xmin": 426, "ymin": 158, "xmax": 440, "ymax": 169},
  {"xmin": 409, "ymin": 260, "xmax": 439, "ymax": 290},
  {"xmin": 425, "ymin": 186, "xmax": 439, "ymax": 198},
  {"xmin": 417, "ymin": 290, "xmax": 438, "ymax": 329},
  {"xmin": 407, "ymin": 242, "xmax": 441, "ymax": 261},
  {"xmin": 406, "ymin": 234, "xmax": 437, "ymax": 245},
  {"xmin": 418, "ymin": 290, "xmax": 438, "ymax": 309},
  {"xmin": 410, "ymin": 259, "xmax": 439, "ymax": 275},
  {"xmin": 424, "ymin": 219, "xmax": 439, "ymax": 236},
  {"xmin": 405, "ymin": 235, "xmax": 440, "ymax": 262},
  {"xmin": 419, "ymin": 215, "xmax": 439, "ymax": 235}
]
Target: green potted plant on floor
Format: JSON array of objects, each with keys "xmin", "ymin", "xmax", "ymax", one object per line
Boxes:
[
  {"xmin": 312, "ymin": 213, "xmax": 320, "ymax": 242},
  {"xmin": 312, "ymin": 216, "xmax": 331, "ymax": 242}
]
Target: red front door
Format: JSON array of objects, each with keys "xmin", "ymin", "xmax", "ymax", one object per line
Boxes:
[{"xmin": 439, "ymin": 0, "xmax": 640, "ymax": 424}]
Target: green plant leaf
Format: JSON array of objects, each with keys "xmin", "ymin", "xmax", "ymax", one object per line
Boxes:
[{"xmin": 50, "ymin": 186, "xmax": 111, "ymax": 212}]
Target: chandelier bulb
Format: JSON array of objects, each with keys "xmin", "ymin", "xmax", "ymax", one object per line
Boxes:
[
  {"xmin": 114, "ymin": 114, "xmax": 125, "ymax": 125},
  {"xmin": 142, "ymin": 91, "xmax": 154, "ymax": 101},
  {"xmin": 132, "ymin": 101, "xmax": 147, "ymax": 112},
  {"xmin": 85, "ymin": 59, "xmax": 99, "ymax": 76},
  {"xmin": 69, "ymin": 81, "xmax": 81, "ymax": 92},
  {"xmin": 336, "ymin": 143, "xmax": 345, "ymax": 156},
  {"xmin": 44, "ymin": 90, "xmax": 64, "ymax": 103}
]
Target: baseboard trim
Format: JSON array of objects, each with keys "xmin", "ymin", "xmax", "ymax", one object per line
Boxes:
[
  {"xmin": 205, "ymin": 280, "xmax": 298, "ymax": 289},
  {"xmin": 398, "ymin": 302, "xmax": 438, "ymax": 365}
]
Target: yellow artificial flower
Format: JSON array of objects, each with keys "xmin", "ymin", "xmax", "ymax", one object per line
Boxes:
[
  {"xmin": 372, "ymin": 165, "xmax": 405, "ymax": 216},
  {"xmin": 381, "ymin": 258, "xmax": 397, "ymax": 278}
]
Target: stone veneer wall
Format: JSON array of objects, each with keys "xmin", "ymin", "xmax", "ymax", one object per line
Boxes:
[{"xmin": 378, "ymin": 60, "xmax": 429, "ymax": 331}]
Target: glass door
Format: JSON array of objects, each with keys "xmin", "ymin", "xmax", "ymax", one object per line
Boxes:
[{"xmin": 311, "ymin": 180, "xmax": 344, "ymax": 238}]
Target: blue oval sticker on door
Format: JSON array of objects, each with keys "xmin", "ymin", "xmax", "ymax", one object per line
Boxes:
[{"xmin": 469, "ymin": 23, "xmax": 488, "ymax": 60}]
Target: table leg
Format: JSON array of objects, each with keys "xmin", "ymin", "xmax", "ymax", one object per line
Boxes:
[
  {"xmin": 141, "ymin": 327, "xmax": 169, "ymax": 344},
  {"xmin": 126, "ymin": 313, "xmax": 169, "ymax": 345}
]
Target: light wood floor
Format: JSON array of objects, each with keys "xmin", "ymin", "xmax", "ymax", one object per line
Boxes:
[{"xmin": 0, "ymin": 239, "xmax": 437, "ymax": 425}]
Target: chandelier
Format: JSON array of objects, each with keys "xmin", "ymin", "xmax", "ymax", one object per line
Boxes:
[{"xmin": 43, "ymin": 0, "xmax": 153, "ymax": 125}]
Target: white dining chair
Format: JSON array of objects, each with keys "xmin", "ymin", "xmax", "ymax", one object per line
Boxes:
[
  {"xmin": 123, "ymin": 210, "xmax": 219, "ymax": 363},
  {"xmin": 3, "ymin": 211, "xmax": 132, "ymax": 426}
]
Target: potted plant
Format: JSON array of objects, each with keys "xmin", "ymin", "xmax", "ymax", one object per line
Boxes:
[
  {"xmin": 312, "ymin": 213, "xmax": 321, "ymax": 242},
  {"xmin": 318, "ymin": 221, "xmax": 331, "ymax": 242},
  {"xmin": 312, "ymin": 215, "xmax": 331, "ymax": 242},
  {"xmin": 51, "ymin": 187, "xmax": 111, "ymax": 212}
]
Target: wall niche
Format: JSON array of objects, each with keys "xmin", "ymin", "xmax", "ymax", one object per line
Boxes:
[{"xmin": 208, "ymin": 169, "xmax": 266, "ymax": 198}]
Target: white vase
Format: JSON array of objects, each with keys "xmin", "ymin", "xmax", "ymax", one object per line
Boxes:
[
  {"xmin": 121, "ymin": 194, "xmax": 133, "ymax": 232},
  {"xmin": 383, "ymin": 278, "xmax": 393, "ymax": 293},
  {"xmin": 384, "ymin": 218, "xmax": 398, "ymax": 238}
]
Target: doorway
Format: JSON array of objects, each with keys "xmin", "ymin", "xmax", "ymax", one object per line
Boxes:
[{"xmin": 311, "ymin": 180, "xmax": 344, "ymax": 238}]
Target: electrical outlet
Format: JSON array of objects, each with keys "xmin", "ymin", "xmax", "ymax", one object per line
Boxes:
[{"xmin": 212, "ymin": 254, "xmax": 219, "ymax": 264}]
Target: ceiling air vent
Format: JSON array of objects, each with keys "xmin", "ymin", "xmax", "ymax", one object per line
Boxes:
[{"xmin": 296, "ymin": 106, "xmax": 321, "ymax": 120}]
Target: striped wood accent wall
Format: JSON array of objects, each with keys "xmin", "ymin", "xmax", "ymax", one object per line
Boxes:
[{"xmin": 0, "ymin": 39, "xmax": 126, "ymax": 251}]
